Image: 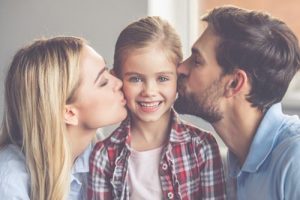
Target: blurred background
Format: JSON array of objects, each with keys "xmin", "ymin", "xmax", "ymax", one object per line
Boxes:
[{"xmin": 1, "ymin": 0, "xmax": 300, "ymax": 152}]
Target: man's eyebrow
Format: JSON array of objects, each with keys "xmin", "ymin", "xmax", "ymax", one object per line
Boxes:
[
  {"xmin": 94, "ymin": 67, "xmax": 107, "ymax": 83},
  {"xmin": 192, "ymin": 47, "xmax": 200, "ymax": 55},
  {"xmin": 192, "ymin": 47, "xmax": 205, "ymax": 61}
]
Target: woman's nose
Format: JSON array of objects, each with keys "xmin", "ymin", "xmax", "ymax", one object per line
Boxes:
[{"xmin": 113, "ymin": 76, "xmax": 123, "ymax": 92}]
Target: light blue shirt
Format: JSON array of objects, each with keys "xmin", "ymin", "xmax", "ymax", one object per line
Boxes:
[
  {"xmin": 227, "ymin": 103, "xmax": 300, "ymax": 200},
  {"xmin": 0, "ymin": 144, "xmax": 91, "ymax": 200}
]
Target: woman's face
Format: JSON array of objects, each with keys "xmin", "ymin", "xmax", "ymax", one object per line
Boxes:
[{"xmin": 73, "ymin": 45, "xmax": 127, "ymax": 130}]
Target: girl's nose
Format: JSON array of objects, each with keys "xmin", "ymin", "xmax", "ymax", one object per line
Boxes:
[{"xmin": 141, "ymin": 80, "xmax": 157, "ymax": 97}]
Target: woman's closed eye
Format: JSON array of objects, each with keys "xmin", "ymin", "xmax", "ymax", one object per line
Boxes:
[{"xmin": 98, "ymin": 78, "xmax": 108, "ymax": 87}]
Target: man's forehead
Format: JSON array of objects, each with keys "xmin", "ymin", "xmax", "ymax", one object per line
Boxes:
[{"xmin": 193, "ymin": 27, "xmax": 219, "ymax": 50}]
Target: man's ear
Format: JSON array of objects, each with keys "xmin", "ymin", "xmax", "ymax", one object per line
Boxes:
[
  {"xmin": 225, "ymin": 69, "xmax": 248, "ymax": 97},
  {"xmin": 64, "ymin": 105, "xmax": 79, "ymax": 126}
]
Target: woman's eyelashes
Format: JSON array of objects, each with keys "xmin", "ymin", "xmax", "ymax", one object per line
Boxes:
[
  {"xmin": 98, "ymin": 78, "xmax": 108, "ymax": 87},
  {"xmin": 97, "ymin": 68, "xmax": 111, "ymax": 87}
]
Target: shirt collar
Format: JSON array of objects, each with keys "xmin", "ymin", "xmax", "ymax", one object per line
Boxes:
[
  {"xmin": 108, "ymin": 109, "xmax": 192, "ymax": 144},
  {"xmin": 71, "ymin": 144, "xmax": 92, "ymax": 175},
  {"xmin": 169, "ymin": 109, "xmax": 192, "ymax": 143},
  {"xmin": 228, "ymin": 103, "xmax": 285, "ymax": 176}
]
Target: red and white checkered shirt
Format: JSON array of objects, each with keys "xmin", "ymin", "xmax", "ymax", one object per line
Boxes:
[{"xmin": 88, "ymin": 110, "xmax": 226, "ymax": 200}]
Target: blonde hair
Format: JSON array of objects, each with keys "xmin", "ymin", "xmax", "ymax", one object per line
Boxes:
[
  {"xmin": 113, "ymin": 16, "xmax": 183, "ymax": 77},
  {"xmin": 0, "ymin": 36, "xmax": 85, "ymax": 200}
]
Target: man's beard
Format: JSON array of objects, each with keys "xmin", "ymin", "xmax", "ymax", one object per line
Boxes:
[{"xmin": 174, "ymin": 79, "xmax": 223, "ymax": 123}]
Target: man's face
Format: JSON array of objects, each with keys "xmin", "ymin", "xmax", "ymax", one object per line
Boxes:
[{"xmin": 174, "ymin": 27, "xmax": 226, "ymax": 123}]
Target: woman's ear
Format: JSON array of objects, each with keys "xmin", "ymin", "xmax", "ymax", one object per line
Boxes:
[
  {"xmin": 64, "ymin": 105, "xmax": 79, "ymax": 126},
  {"xmin": 225, "ymin": 69, "xmax": 248, "ymax": 97}
]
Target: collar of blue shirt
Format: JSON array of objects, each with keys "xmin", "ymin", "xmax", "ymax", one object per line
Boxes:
[{"xmin": 228, "ymin": 103, "xmax": 285, "ymax": 177}]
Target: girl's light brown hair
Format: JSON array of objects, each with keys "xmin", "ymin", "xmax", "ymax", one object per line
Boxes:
[{"xmin": 113, "ymin": 16, "xmax": 183, "ymax": 77}]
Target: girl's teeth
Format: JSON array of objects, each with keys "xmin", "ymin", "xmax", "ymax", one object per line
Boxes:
[{"xmin": 140, "ymin": 102, "xmax": 159, "ymax": 107}]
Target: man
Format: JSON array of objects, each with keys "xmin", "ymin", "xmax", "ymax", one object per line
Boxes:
[{"xmin": 174, "ymin": 6, "xmax": 300, "ymax": 200}]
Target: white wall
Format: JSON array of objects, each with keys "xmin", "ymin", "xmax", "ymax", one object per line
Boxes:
[
  {"xmin": 0, "ymin": 0, "xmax": 148, "ymax": 116},
  {"xmin": 148, "ymin": 0, "xmax": 199, "ymax": 58}
]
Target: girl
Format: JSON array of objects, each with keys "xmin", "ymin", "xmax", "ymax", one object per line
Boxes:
[
  {"xmin": 0, "ymin": 36, "xmax": 127, "ymax": 200},
  {"xmin": 88, "ymin": 17, "xmax": 226, "ymax": 200}
]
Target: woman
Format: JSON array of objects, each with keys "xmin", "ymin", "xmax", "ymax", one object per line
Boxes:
[{"xmin": 0, "ymin": 36, "xmax": 127, "ymax": 200}]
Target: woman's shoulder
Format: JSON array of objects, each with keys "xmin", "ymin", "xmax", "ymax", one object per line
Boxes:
[
  {"xmin": 0, "ymin": 144, "xmax": 30, "ymax": 199},
  {"xmin": 0, "ymin": 144, "xmax": 25, "ymax": 161}
]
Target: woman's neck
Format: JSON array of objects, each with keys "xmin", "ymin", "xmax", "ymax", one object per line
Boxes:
[{"xmin": 67, "ymin": 126, "xmax": 95, "ymax": 163}]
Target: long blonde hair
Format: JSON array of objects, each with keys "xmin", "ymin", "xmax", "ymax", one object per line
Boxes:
[{"xmin": 0, "ymin": 36, "xmax": 85, "ymax": 200}]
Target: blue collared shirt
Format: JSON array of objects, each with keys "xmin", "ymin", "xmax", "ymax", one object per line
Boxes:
[
  {"xmin": 227, "ymin": 103, "xmax": 300, "ymax": 200},
  {"xmin": 0, "ymin": 144, "xmax": 91, "ymax": 199}
]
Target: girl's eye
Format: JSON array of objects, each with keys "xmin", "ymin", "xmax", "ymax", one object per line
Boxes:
[
  {"xmin": 128, "ymin": 76, "xmax": 142, "ymax": 82},
  {"xmin": 98, "ymin": 79, "xmax": 108, "ymax": 87},
  {"xmin": 158, "ymin": 76, "xmax": 169, "ymax": 82}
]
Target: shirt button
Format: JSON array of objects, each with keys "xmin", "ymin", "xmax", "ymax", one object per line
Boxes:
[
  {"xmin": 162, "ymin": 163, "xmax": 168, "ymax": 170},
  {"xmin": 167, "ymin": 192, "xmax": 174, "ymax": 199}
]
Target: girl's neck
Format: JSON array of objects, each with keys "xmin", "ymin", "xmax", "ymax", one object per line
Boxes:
[{"xmin": 129, "ymin": 111, "xmax": 171, "ymax": 151}]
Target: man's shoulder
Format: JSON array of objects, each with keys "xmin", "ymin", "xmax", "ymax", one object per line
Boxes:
[
  {"xmin": 274, "ymin": 134, "xmax": 300, "ymax": 159},
  {"xmin": 274, "ymin": 116, "xmax": 300, "ymax": 155}
]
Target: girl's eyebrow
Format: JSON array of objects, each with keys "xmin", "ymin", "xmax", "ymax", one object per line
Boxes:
[
  {"xmin": 124, "ymin": 71, "xmax": 175, "ymax": 76},
  {"xmin": 124, "ymin": 72, "xmax": 142, "ymax": 76},
  {"xmin": 94, "ymin": 67, "xmax": 107, "ymax": 84},
  {"xmin": 156, "ymin": 71, "xmax": 175, "ymax": 75}
]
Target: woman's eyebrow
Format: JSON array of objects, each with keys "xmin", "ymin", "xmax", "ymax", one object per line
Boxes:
[{"xmin": 94, "ymin": 67, "xmax": 107, "ymax": 84}]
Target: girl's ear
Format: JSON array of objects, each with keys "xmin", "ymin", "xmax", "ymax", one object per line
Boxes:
[
  {"xmin": 64, "ymin": 105, "xmax": 79, "ymax": 126},
  {"xmin": 224, "ymin": 69, "xmax": 248, "ymax": 97}
]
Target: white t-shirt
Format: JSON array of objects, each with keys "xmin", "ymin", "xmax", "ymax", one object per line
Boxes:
[{"xmin": 128, "ymin": 146, "xmax": 164, "ymax": 200}]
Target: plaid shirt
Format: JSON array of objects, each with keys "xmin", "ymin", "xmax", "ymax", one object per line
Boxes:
[{"xmin": 88, "ymin": 110, "xmax": 226, "ymax": 200}]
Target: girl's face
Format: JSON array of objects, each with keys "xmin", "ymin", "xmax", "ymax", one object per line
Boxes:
[
  {"xmin": 73, "ymin": 45, "xmax": 127, "ymax": 129},
  {"xmin": 120, "ymin": 46, "xmax": 177, "ymax": 123}
]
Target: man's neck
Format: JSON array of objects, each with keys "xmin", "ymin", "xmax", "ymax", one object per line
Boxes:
[{"xmin": 213, "ymin": 103, "xmax": 264, "ymax": 166}]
